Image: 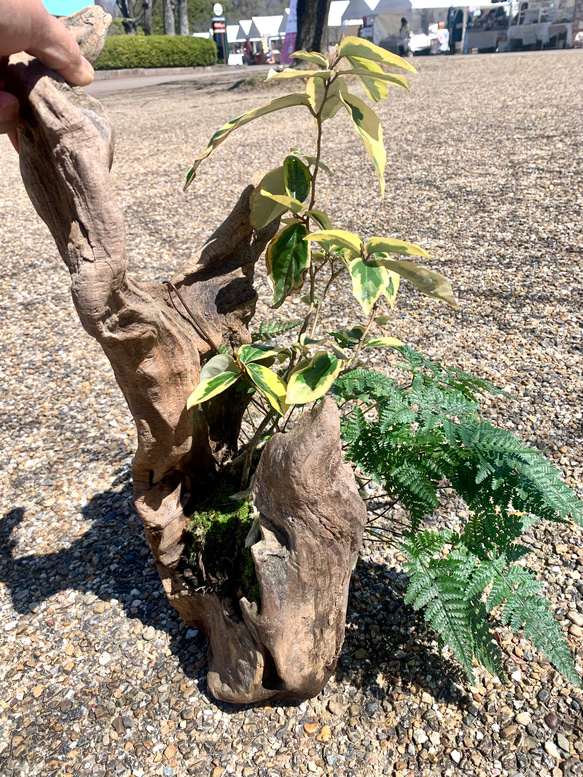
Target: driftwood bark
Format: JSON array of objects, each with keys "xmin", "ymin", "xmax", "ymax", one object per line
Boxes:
[{"xmin": 7, "ymin": 6, "xmax": 367, "ymax": 703}]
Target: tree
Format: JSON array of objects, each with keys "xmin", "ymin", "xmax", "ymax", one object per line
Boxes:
[
  {"xmin": 163, "ymin": 0, "xmax": 176, "ymax": 34},
  {"xmin": 295, "ymin": 0, "xmax": 332, "ymax": 54},
  {"xmin": 178, "ymin": 0, "xmax": 189, "ymax": 35},
  {"xmin": 116, "ymin": 0, "xmax": 157, "ymax": 35}
]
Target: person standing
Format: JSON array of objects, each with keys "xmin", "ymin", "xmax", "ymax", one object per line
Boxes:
[{"xmin": 398, "ymin": 16, "xmax": 409, "ymax": 57}]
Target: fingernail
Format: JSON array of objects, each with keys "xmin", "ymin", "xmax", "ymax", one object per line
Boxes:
[{"xmin": 81, "ymin": 56, "xmax": 94, "ymax": 76}]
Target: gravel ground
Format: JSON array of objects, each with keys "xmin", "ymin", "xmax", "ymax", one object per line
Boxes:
[{"xmin": 1, "ymin": 50, "xmax": 583, "ymax": 777}]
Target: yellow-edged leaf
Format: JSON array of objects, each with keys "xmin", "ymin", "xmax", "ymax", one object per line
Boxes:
[
  {"xmin": 238, "ymin": 344, "xmax": 288, "ymax": 365},
  {"xmin": 250, "ymin": 166, "xmax": 287, "ymax": 230},
  {"xmin": 284, "ymin": 155, "xmax": 311, "ymax": 202},
  {"xmin": 187, "ymin": 358, "xmax": 241, "ymax": 408},
  {"xmin": 245, "ymin": 362, "xmax": 289, "ymax": 415},
  {"xmin": 260, "ymin": 190, "xmax": 305, "ymax": 214},
  {"xmin": 366, "ymin": 237, "xmax": 430, "ymax": 258},
  {"xmin": 266, "ymin": 223, "xmax": 310, "ymax": 308},
  {"xmin": 306, "ymin": 76, "xmax": 347, "ymax": 120},
  {"xmin": 337, "ymin": 36, "xmax": 417, "ymax": 73},
  {"xmin": 369, "ymin": 257, "xmax": 458, "ymax": 308},
  {"xmin": 184, "ymin": 94, "xmax": 310, "ymax": 189},
  {"xmin": 291, "ymin": 50, "xmax": 329, "ymax": 67},
  {"xmin": 307, "ymin": 210, "xmax": 332, "ymax": 230},
  {"xmin": 286, "ymin": 351, "xmax": 344, "ymax": 404},
  {"xmin": 344, "ymin": 65, "xmax": 410, "ymax": 101},
  {"xmin": 347, "ymin": 257, "xmax": 400, "ymax": 314},
  {"xmin": 364, "ymin": 336, "xmax": 404, "ymax": 348},
  {"xmin": 267, "ymin": 67, "xmax": 332, "ymax": 81},
  {"xmin": 340, "ymin": 92, "xmax": 386, "ymax": 196},
  {"xmin": 305, "ymin": 229, "xmax": 362, "ymax": 253}
]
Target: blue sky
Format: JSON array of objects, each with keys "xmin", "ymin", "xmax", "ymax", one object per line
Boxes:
[{"xmin": 42, "ymin": 1, "xmax": 95, "ymax": 15}]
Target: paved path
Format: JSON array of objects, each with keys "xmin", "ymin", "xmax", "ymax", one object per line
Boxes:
[{"xmin": 86, "ymin": 64, "xmax": 271, "ymax": 96}]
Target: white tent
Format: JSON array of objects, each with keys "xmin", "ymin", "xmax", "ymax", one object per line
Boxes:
[
  {"xmin": 329, "ymin": 0, "xmax": 351, "ymax": 26},
  {"xmin": 341, "ymin": 0, "xmax": 381, "ymax": 23},
  {"xmin": 279, "ymin": 8, "xmax": 289, "ymax": 34},
  {"xmin": 227, "ymin": 24, "xmax": 240, "ymax": 42},
  {"xmin": 366, "ymin": 0, "xmax": 412, "ymax": 43},
  {"xmin": 250, "ymin": 15, "xmax": 284, "ymax": 39},
  {"xmin": 236, "ymin": 19, "xmax": 253, "ymax": 41}
]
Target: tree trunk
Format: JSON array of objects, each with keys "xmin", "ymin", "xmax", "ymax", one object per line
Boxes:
[
  {"xmin": 177, "ymin": 0, "xmax": 189, "ymax": 36},
  {"xmin": 6, "ymin": 7, "xmax": 367, "ymax": 704},
  {"xmin": 295, "ymin": 0, "xmax": 332, "ymax": 54},
  {"xmin": 142, "ymin": 0, "xmax": 155, "ymax": 35},
  {"xmin": 163, "ymin": 0, "xmax": 176, "ymax": 35}
]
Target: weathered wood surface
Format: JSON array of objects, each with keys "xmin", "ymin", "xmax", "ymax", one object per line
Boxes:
[{"xmin": 7, "ymin": 6, "xmax": 367, "ymax": 703}]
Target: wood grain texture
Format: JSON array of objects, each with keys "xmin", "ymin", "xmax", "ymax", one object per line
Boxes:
[{"xmin": 9, "ymin": 6, "xmax": 366, "ymax": 703}]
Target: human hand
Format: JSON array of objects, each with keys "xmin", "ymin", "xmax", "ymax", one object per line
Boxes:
[{"xmin": 0, "ymin": 0, "xmax": 95, "ymax": 137}]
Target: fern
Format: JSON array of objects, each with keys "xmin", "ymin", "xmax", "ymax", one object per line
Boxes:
[
  {"xmin": 252, "ymin": 319, "xmax": 303, "ymax": 342},
  {"xmin": 335, "ymin": 346, "xmax": 582, "ymax": 687}
]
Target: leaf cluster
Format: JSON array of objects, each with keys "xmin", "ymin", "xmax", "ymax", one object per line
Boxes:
[{"xmin": 333, "ymin": 347, "xmax": 582, "ymax": 685}]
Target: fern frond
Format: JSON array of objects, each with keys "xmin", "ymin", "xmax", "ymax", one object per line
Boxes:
[
  {"xmin": 484, "ymin": 560, "xmax": 581, "ymax": 687},
  {"xmin": 252, "ymin": 319, "xmax": 303, "ymax": 342}
]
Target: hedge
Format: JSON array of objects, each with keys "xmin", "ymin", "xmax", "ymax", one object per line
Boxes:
[{"xmin": 95, "ymin": 35, "xmax": 217, "ymax": 70}]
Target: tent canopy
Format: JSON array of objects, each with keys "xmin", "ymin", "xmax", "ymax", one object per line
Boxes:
[
  {"xmin": 250, "ymin": 15, "xmax": 284, "ymax": 38},
  {"xmin": 341, "ymin": 0, "xmax": 381, "ymax": 23},
  {"xmin": 329, "ymin": 0, "xmax": 351, "ymax": 26}
]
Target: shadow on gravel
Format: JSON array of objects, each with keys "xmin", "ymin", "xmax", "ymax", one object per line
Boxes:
[{"xmin": 0, "ymin": 480, "xmax": 468, "ymax": 713}]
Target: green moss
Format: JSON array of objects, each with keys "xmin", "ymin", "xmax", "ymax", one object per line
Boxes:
[{"xmin": 183, "ymin": 486, "xmax": 260, "ymax": 603}]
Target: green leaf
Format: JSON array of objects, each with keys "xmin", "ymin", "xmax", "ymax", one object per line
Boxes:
[
  {"xmin": 340, "ymin": 92, "xmax": 386, "ymax": 196},
  {"xmin": 347, "ymin": 256, "xmax": 400, "ymax": 314},
  {"xmin": 337, "ymin": 36, "xmax": 417, "ymax": 73},
  {"xmin": 307, "ymin": 210, "xmax": 332, "ymax": 230},
  {"xmin": 364, "ymin": 336, "xmax": 404, "ymax": 348},
  {"xmin": 284, "ymin": 155, "xmax": 311, "ymax": 202},
  {"xmin": 184, "ymin": 94, "xmax": 311, "ymax": 189},
  {"xmin": 266, "ymin": 67, "xmax": 332, "ymax": 81},
  {"xmin": 305, "ymin": 229, "xmax": 362, "ymax": 253},
  {"xmin": 286, "ymin": 351, "xmax": 344, "ymax": 404},
  {"xmin": 187, "ymin": 356, "xmax": 241, "ymax": 408},
  {"xmin": 260, "ymin": 190, "xmax": 305, "ymax": 214},
  {"xmin": 266, "ymin": 223, "xmax": 310, "ymax": 308},
  {"xmin": 366, "ymin": 237, "xmax": 430, "ymax": 259},
  {"xmin": 245, "ymin": 362, "xmax": 289, "ymax": 415},
  {"xmin": 250, "ymin": 166, "xmax": 287, "ymax": 230},
  {"xmin": 238, "ymin": 344, "xmax": 288, "ymax": 365},
  {"xmin": 291, "ymin": 50, "xmax": 329, "ymax": 67},
  {"xmin": 369, "ymin": 257, "xmax": 458, "ymax": 308}
]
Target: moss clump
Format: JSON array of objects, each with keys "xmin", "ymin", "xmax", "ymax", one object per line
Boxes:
[{"xmin": 182, "ymin": 487, "xmax": 260, "ymax": 603}]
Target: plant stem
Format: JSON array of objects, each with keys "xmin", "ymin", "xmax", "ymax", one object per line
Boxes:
[{"xmin": 344, "ymin": 302, "xmax": 380, "ymax": 372}]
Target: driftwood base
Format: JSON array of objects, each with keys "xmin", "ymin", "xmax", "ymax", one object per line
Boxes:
[{"xmin": 8, "ymin": 7, "xmax": 367, "ymax": 703}]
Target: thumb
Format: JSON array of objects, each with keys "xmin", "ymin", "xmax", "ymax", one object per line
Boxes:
[{"xmin": 27, "ymin": 13, "xmax": 94, "ymax": 86}]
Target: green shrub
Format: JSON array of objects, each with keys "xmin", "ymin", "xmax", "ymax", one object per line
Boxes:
[{"xmin": 95, "ymin": 35, "xmax": 217, "ymax": 70}]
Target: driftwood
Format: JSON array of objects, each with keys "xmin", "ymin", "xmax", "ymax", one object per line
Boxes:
[{"xmin": 6, "ymin": 6, "xmax": 367, "ymax": 703}]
